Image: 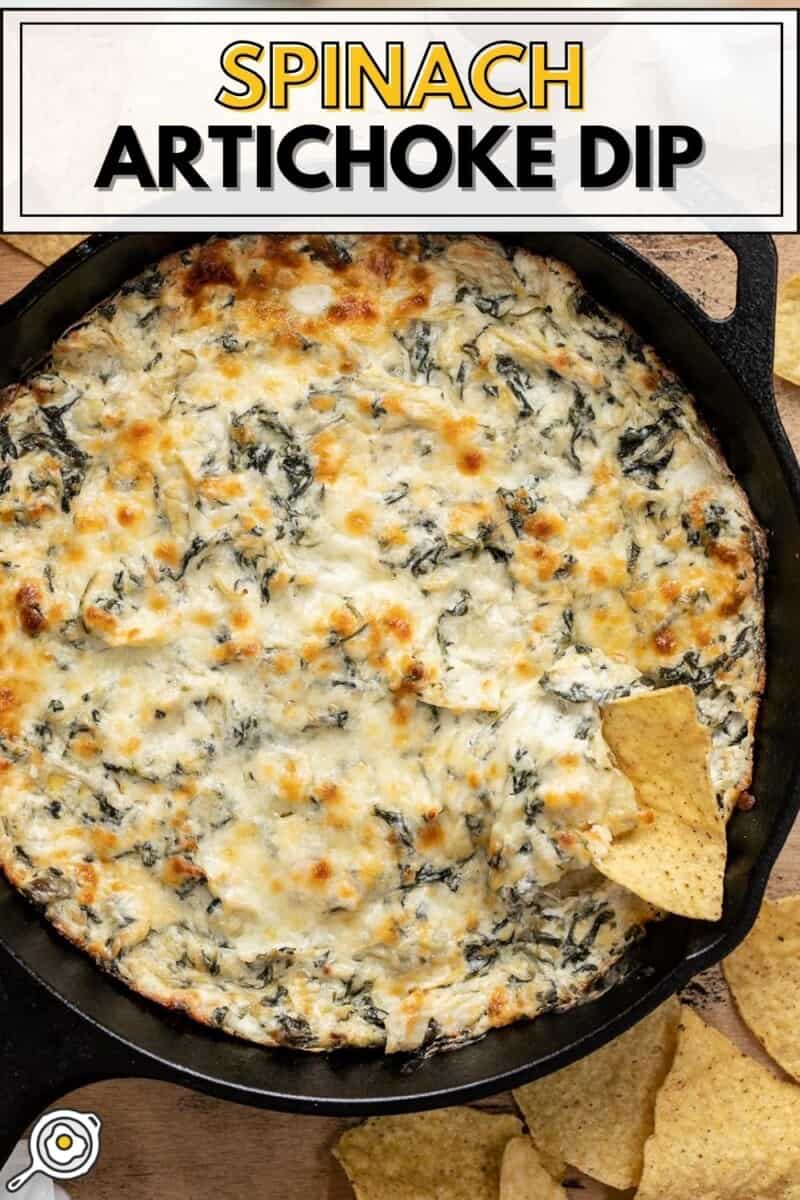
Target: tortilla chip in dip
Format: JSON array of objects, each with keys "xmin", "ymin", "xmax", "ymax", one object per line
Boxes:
[
  {"xmin": 513, "ymin": 997, "xmax": 680, "ymax": 1190},
  {"xmin": 499, "ymin": 1138, "xmax": 566, "ymax": 1200},
  {"xmin": 724, "ymin": 894, "xmax": 800, "ymax": 1082},
  {"xmin": 3, "ymin": 234, "xmax": 85, "ymax": 266},
  {"xmin": 775, "ymin": 274, "xmax": 800, "ymax": 386},
  {"xmin": 334, "ymin": 1107, "xmax": 521, "ymax": 1200},
  {"xmin": 637, "ymin": 1007, "xmax": 800, "ymax": 1200},
  {"xmin": 594, "ymin": 685, "xmax": 725, "ymax": 919}
]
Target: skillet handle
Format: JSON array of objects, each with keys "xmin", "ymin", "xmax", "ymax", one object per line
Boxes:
[
  {"xmin": 690, "ymin": 234, "xmax": 778, "ymax": 407},
  {"xmin": 0, "ymin": 943, "xmax": 155, "ymax": 1165}
]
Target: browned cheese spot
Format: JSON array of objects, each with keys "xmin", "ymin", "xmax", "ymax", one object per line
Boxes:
[{"xmin": 16, "ymin": 583, "xmax": 46, "ymax": 636}]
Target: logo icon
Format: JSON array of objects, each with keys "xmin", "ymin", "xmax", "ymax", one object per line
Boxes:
[{"xmin": 6, "ymin": 1109, "xmax": 102, "ymax": 1192}]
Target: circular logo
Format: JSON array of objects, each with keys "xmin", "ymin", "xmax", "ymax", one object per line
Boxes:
[{"xmin": 6, "ymin": 1110, "xmax": 102, "ymax": 1192}]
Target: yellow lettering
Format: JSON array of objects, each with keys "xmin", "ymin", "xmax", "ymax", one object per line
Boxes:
[
  {"xmin": 406, "ymin": 42, "xmax": 469, "ymax": 109},
  {"xmin": 531, "ymin": 42, "xmax": 584, "ymax": 110},
  {"xmin": 215, "ymin": 41, "xmax": 266, "ymax": 111},
  {"xmin": 469, "ymin": 41, "xmax": 527, "ymax": 110},
  {"xmin": 271, "ymin": 43, "xmax": 319, "ymax": 109},
  {"xmin": 322, "ymin": 42, "xmax": 340, "ymax": 109},
  {"xmin": 347, "ymin": 42, "xmax": 404, "ymax": 109}
]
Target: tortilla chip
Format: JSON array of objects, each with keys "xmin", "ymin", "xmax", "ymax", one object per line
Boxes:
[
  {"xmin": 723, "ymin": 895, "xmax": 800, "ymax": 1081},
  {"xmin": 594, "ymin": 685, "xmax": 725, "ymax": 919},
  {"xmin": 528, "ymin": 1147, "xmax": 566, "ymax": 1183},
  {"xmin": 638, "ymin": 1007, "xmax": 800, "ymax": 1200},
  {"xmin": 775, "ymin": 275, "xmax": 800, "ymax": 386},
  {"xmin": 513, "ymin": 997, "xmax": 680, "ymax": 1189},
  {"xmin": 333, "ymin": 1107, "xmax": 521, "ymax": 1200},
  {"xmin": 3, "ymin": 235, "xmax": 84, "ymax": 265},
  {"xmin": 499, "ymin": 1138, "xmax": 566, "ymax": 1200}
]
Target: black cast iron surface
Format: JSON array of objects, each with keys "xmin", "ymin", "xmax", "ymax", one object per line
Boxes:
[{"xmin": 0, "ymin": 233, "xmax": 798, "ymax": 1151}]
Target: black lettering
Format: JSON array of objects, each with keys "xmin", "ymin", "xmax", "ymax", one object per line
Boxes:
[
  {"xmin": 157, "ymin": 126, "xmax": 208, "ymax": 189},
  {"xmin": 516, "ymin": 125, "xmax": 554, "ymax": 188},
  {"xmin": 208, "ymin": 126, "xmax": 253, "ymax": 188},
  {"xmin": 457, "ymin": 126, "xmax": 511, "ymax": 188},
  {"xmin": 256, "ymin": 126, "xmax": 273, "ymax": 189},
  {"xmin": 94, "ymin": 125, "xmax": 156, "ymax": 189},
  {"xmin": 580, "ymin": 126, "xmax": 631, "ymax": 188},
  {"xmin": 658, "ymin": 125, "xmax": 704, "ymax": 187},
  {"xmin": 390, "ymin": 125, "xmax": 452, "ymax": 188},
  {"xmin": 334, "ymin": 125, "xmax": 386, "ymax": 188},
  {"xmin": 634, "ymin": 125, "xmax": 652, "ymax": 188},
  {"xmin": 276, "ymin": 124, "xmax": 331, "ymax": 189}
]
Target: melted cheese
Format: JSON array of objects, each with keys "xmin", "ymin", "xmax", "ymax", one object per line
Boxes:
[{"xmin": 0, "ymin": 234, "xmax": 764, "ymax": 1052}]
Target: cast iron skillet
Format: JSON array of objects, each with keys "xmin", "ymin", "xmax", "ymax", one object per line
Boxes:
[{"xmin": 0, "ymin": 233, "xmax": 798, "ymax": 1152}]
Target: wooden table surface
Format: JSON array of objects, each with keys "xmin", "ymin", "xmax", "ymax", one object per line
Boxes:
[{"xmin": 2, "ymin": 234, "xmax": 800, "ymax": 1199}]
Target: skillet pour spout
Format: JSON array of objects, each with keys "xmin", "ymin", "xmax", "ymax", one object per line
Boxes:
[{"xmin": 0, "ymin": 233, "xmax": 798, "ymax": 1152}]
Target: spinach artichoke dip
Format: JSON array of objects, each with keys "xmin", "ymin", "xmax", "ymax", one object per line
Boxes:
[{"xmin": 0, "ymin": 235, "xmax": 764, "ymax": 1053}]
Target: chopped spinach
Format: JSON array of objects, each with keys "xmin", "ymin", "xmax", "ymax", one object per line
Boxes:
[
  {"xmin": 402, "ymin": 863, "xmax": 460, "ymax": 892},
  {"xmin": 566, "ymin": 390, "xmax": 596, "ymax": 469},
  {"xmin": 275, "ymin": 1012, "xmax": 314, "ymax": 1047},
  {"xmin": 403, "ymin": 520, "xmax": 448, "ymax": 577},
  {"xmin": 121, "ymin": 267, "xmax": 164, "ymax": 299},
  {"xmin": 496, "ymin": 354, "xmax": 535, "ymax": 418},
  {"xmin": 229, "ymin": 406, "xmax": 313, "ymax": 518},
  {"xmin": 539, "ymin": 675, "xmax": 630, "ymax": 705},
  {"xmin": 562, "ymin": 904, "xmax": 615, "ymax": 967},
  {"xmin": 217, "ymin": 332, "xmax": 245, "ymax": 353},
  {"xmin": 161, "ymin": 535, "xmax": 209, "ymax": 582},
  {"xmin": 383, "ymin": 481, "xmax": 409, "ymax": 506},
  {"xmin": 374, "ymin": 806, "xmax": 414, "ymax": 849},
  {"xmin": 455, "ymin": 285, "xmax": 515, "ymax": 319},
  {"xmin": 498, "ymin": 486, "xmax": 537, "ymax": 537},
  {"xmin": 16, "ymin": 403, "xmax": 90, "ymax": 512},
  {"xmin": 617, "ymin": 414, "xmax": 677, "ymax": 485},
  {"xmin": 716, "ymin": 710, "xmax": 748, "ymax": 746},
  {"xmin": 302, "ymin": 709, "xmax": 349, "ymax": 731},
  {"xmin": 649, "ymin": 626, "xmax": 753, "ymax": 694},
  {"xmin": 395, "ymin": 321, "xmax": 436, "ymax": 381}
]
